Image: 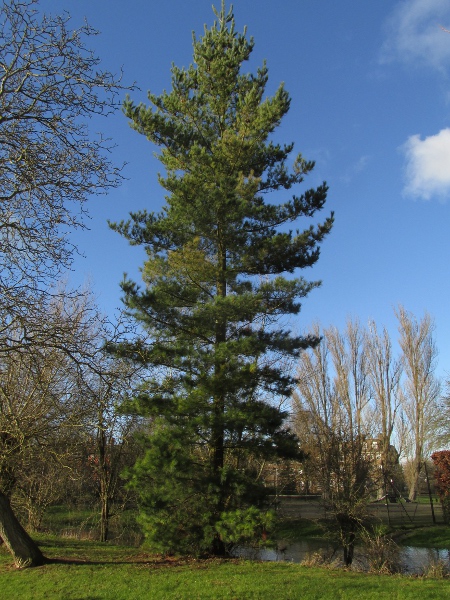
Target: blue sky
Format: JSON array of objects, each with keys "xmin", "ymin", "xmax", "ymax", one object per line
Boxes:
[{"xmin": 40, "ymin": 0, "xmax": 450, "ymax": 377}]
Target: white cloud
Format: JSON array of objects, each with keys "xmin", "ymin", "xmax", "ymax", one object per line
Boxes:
[
  {"xmin": 402, "ymin": 128, "xmax": 450, "ymax": 200},
  {"xmin": 381, "ymin": 0, "xmax": 450, "ymax": 71}
]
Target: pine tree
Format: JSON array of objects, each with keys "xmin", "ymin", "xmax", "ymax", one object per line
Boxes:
[{"xmin": 110, "ymin": 2, "xmax": 333, "ymax": 555}]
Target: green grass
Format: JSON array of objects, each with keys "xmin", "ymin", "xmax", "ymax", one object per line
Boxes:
[
  {"xmin": 0, "ymin": 536, "xmax": 449, "ymax": 600},
  {"xmin": 274, "ymin": 514, "xmax": 450, "ymax": 551},
  {"xmin": 40, "ymin": 504, "xmax": 450, "ymax": 551},
  {"xmin": 41, "ymin": 506, "xmax": 99, "ymax": 531},
  {"xmin": 273, "ymin": 517, "xmax": 325, "ymax": 542},
  {"xmin": 416, "ymin": 496, "xmax": 439, "ymax": 505},
  {"xmin": 394, "ymin": 525, "xmax": 450, "ymax": 549},
  {"xmin": 40, "ymin": 506, "xmax": 143, "ymax": 546},
  {"xmin": 3, "ymin": 504, "xmax": 447, "ymax": 599}
]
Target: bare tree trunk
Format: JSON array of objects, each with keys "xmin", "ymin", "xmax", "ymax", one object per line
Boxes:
[
  {"xmin": 343, "ymin": 532, "xmax": 356, "ymax": 567},
  {"xmin": 408, "ymin": 473, "xmax": 419, "ymax": 501},
  {"xmin": 98, "ymin": 424, "xmax": 110, "ymax": 543},
  {"xmin": 100, "ymin": 495, "xmax": 109, "ymax": 543},
  {"xmin": 407, "ymin": 457, "xmax": 421, "ymax": 501},
  {"xmin": 0, "ymin": 489, "xmax": 46, "ymax": 568},
  {"xmin": 295, "ymin": 322, "xmax": 372, "ymax": 567}
]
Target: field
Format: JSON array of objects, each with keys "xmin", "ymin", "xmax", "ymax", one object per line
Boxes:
[
  {"xmin": 1, "ymin": 536, "xmax": 450, "ymax": 600},
  {"xmin": 37, "ymin": 496, "xmax": 443, "ymax": 543},
  {"xmin": 1, "ymin": 498, "xmax": 449, "ymax": 599}
]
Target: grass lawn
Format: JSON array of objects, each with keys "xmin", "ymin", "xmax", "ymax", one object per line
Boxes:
[
  {"xmin": 273, "ymin": 514, "xmax": 450, "ymax": 550},
  {"xmin": 393, "ymin": 525, "xmax": 450, "ymax": 548},
  {"xmin": 273, "ymin": 516, "xmax": 325, "ymax": 542},
  {"xmin": 37, "ymin": 505, "xmax": 143, "ymax": 547},
  {"xmin": 38, "ymin": 501, "xmax": 449, "ymax": 547},
  {"xmin": 1, "ymin": 536, "xmax": 450, "ymax": 600}
]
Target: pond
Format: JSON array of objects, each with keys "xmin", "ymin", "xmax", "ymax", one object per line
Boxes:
[
  {"xmin": 400, "ymin": 546, "xmax": 450, "ymax": 574},
  {"xmin": 232, "ymin": 540, "xmax": 450, "ymax": 575}
]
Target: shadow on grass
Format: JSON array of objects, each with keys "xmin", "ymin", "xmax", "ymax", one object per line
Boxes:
[
  {"xmin": 44, "ymin": 556, "xmax": 186, "ymax": 567},
  {"xmin": 33, "ymin": 539, "xmax": 233, "ymax": 569}
]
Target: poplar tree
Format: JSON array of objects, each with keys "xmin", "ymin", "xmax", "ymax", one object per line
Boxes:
[{"xmin": 111, "ymin": 2, "xmax": 333, "ymax": 555}]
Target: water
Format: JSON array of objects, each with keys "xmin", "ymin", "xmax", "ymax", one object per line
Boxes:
[
  {"xmin": 233, "ymin": 541, "xmax": 450, "ymax": 575},
  {"xmin": 233, "ymin": 539, "xmax": 329, "ymax": 563},
  {"xmin": 399, "ymin": 546, "xmax": 450, "ymax": 574}
]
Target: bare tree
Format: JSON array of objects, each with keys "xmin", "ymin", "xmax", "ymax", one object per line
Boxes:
[
  {"xmin": 294, "ymin": 321, "xmax": 374, "ymax": 566},
  {"xmin": 0, "ymin": 0, "xmax": 131, "ymax": 360},
  {"xmin": 12, "ymin": 458, "xmax": 72, "ymax": 532},
  {"xmin": 0, "ymin": 0, "xmax": 126, "ymax": 292},
  {"xmin": 78, "ymin": 349, "xmax": 143, "ymax": 543},
  {"xmin": 0, "ymin": 346, "xmax": 77, "ymax": 566},
  {"xmin": 0, "ymin": 338, "xmax": 78, "ymax": 492},
  {"xmin": 327, "ymin": 320, "xmax": 371, "ymax": 439},
  {"xmin": 294, "ymin": 325, "xmax": 334, "ymax": 494},
  {"xmin": 365, "ymin": 321, "xmax": 402, "ymax": 494},
  {"xmin": 396, "ymin": 306, "xmax": 441, "ymax": 500},
  {"xmin": 0, "ymin": 289, "xmax": 107, "ymax": 566},
  {"xmin": 0, "ymin": 0, "xmax": 131, "ymax": 566}
]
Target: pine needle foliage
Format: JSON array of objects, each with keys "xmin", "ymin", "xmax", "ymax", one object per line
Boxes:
[{"xmin": 109, "ymin": 2, "xmax": 333, "ymax": 555}]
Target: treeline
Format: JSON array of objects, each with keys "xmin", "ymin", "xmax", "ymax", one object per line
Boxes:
[
  {"xmin": 294, "ymin": 307, "xmax": 443, "ymax": 502},
  {"xmin": 292, "ymin": 308, "xmax": 445, "ymax": 565},
  {"xmin": 0, "ymin": 290, "xmax": 145, "ymax": 541}
]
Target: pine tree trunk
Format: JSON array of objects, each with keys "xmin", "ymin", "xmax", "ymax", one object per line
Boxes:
[
  {"xmin": 213, "ymin": 246, "xmax": 227, "ymax": 479},
  {"xmin": 210, "ymin": 246, "xmax": 227, "ymax": 557},
  {"xmin": 0, "ymin": 489, "xmax": 46, "ymax": 568}
]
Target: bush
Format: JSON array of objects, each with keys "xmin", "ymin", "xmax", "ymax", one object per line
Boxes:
[
  {"xmin": 215, "ymin": 507, "xmax": 275, "ymax": 550},
  {"xmin": 359, "ymin": 525, "xmax": 400, "ymax": 574},
  {"xmin": 431, "ymin": 451, "xmax": 450, "ymax": 524}
]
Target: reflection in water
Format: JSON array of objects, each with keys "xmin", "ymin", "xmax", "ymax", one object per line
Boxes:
[
  {"xmin": 232, "ymin": 541, "xmax": 450, "ymax": 575},
  {"xmin": 233, "ymin": 540, "xmax": 330, "ymax": 563},
  {"xmin": 400, "ymin": 546, "xmax": 450, "ymax": 574}
]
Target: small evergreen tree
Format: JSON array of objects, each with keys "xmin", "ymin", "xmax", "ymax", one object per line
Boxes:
[{"xmin": 110, "ymin": 2, "xmax": 333, "ymax": 555}]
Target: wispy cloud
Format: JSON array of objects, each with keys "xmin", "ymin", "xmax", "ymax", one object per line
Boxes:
[
  {"xmin": 402, "ymin": 128, "xmax": 450, "ymax": 200},
  {"xmin": 341, "ymin": 155, "xmax": 370, "ymax": 184},
  {"xmin": 381, "ymin": 0, "xmax": 450, "ymax": 71}
]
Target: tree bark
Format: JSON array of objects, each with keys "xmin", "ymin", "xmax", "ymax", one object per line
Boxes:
[
  {"xmin": 98, "ymin": 422, "xmax": 110, "ymax": 543},
  {"xmin": 210, "ymin": 244, "xmax": 227, "ymax": 557},
  {"xmin": 343, "ymin": 532, "xmax": 356, "ymax": 566},
  {"xmin": 0, "ymin": 489, "xmax": 46, "ymax": 568},
  {"xmin": 408, "ymin": 457, "xmax": 421, "ymax": 501},
  {"xmin": 100, "ymin": 494, "xmax": 110, "ymax": 543},
  {"xmin": 212, "ymin": 246, "xmax": 227, "ymax": 479}
]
